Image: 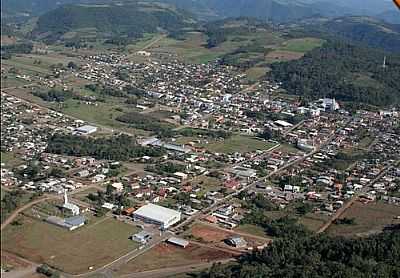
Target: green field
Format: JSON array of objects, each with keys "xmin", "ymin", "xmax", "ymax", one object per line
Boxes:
[
  {"xmin": 298, "ymin": 213, "xmax": 330, "ymax": 232},
  {"xmin": 279, "ymin": 38, "xmax": 324, "ymax": 53},
  {"xmin": 1, "ymin": 216, "xmax": 140, "ymax": 274},
  {"xmin": 148, "ymin": 32, "xmax": 229, "ymax": 64},
  {"xmin": 327, "ymin": 201, "xmax": 400, "ymax": 237},
  {"xmin": 0, "ymin": 76, "xmax": 29, "ymax": 89},
  {"xmin": 2, "ymin": 58, "xmax": 51, "ymax": 75},
  {"xmin": 53, "ymin": 99, "xmax": 149, "ymax": 136},
  {"xmin": 0, "ymin": 151, "xmax": 23, "ymax": 168},
  {"xmin": 244, "ymin": 66, "xmax": 267, "ymax": 82},
  {"xmin": 204, "ymin": 135, "xmax": 277, "ymax": 154}
]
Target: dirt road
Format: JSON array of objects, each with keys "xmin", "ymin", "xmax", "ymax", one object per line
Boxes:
[
  {"xmin": 119, "ymin": 259, "xmax": 234, "ymax": 278},
  {"xmin": 0, "ymin": 196, "xmax": 59, "ymax": 231}
]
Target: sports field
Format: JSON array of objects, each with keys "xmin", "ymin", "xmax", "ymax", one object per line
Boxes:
[{"xmin": 1, "ymin": 216, "xmax": 140, "ymax": 274}]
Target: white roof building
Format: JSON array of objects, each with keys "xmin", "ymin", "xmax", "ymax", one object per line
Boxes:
[
  {"xmin": 133, "ymin": 203, "xmax": 181, "ymax": 230},
  {"xmin": 74, "ymin": 125, "xmax": 97, "ymax": 135}
]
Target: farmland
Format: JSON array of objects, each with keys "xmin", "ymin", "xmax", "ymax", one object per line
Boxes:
[{"xmin": 1, "ymin": 216, "xmax": 140, "ymax": 274}]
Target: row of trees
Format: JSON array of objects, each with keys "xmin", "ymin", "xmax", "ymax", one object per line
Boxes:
[
  {"xmin": 178, "ymin": 128, "xmax": 231, "ymax": 139},
  {"xmin": 116, "ymin": 112, "xmax": 175, "ymax": 137},
  {"xmin": 1, "ymin": 43, "xmax": 33, "ymax": 59}
]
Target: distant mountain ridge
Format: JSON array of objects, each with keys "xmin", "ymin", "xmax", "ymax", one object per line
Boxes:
[
  {"xmin": 147, "ymin": 0, "xmax": 397, "ymax": 23},
  {"xmin": 2, "ymin": 0, "xmax": 397, "ymax": 23}
]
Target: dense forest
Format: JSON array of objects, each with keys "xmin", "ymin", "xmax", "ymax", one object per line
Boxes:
[
  {"xmin": 269, "ymin": 41, "xmax": 400, "ymax": 107},
  {"xmin": 46, "ymin": 134, "xmax": 165, "ymax": 160},
  {"xmin": 199, "ymin": 231, "xmax": 400, "ymax": 278}
]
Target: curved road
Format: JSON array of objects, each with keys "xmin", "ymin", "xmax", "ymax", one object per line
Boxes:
[{"xmin": 0, "ymin": 196, "xmax": 59, "ymax": 231}]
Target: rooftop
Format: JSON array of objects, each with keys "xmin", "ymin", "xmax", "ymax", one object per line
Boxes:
[{"xmin": 133, "ymin": 203, "xmax": 181, "ymax": 223}]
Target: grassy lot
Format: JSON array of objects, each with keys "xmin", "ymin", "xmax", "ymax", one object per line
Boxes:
[
  {"xmin": 235, "ymin": 224, "xmax": 266, "ymax": 238},
  {"xmin": 298, "ymin": 213, "xmax": 330, "ymax": 232},
  {"xmin": 126, "ymin": 33, "xmax": 165, "ymax": 53},
  {"xmin": 327, "ymin": 201, "xmax": 400, "ymax": 237},
  {"xmin": 4, "ymin": 87, "xmax": 149, "ymax": 136},
  {"xmin": 71, "ymin": 187, "xmax": 103, "ymax": 203},
  {"xmin": 148, "ymin": 32, "xmax": 245, "ymax": 64},
  {"xmin": 244, "ymin": 66, "xmax": 267, "ymax": 82},
  {"xmin": 55, "ymin": 99, "xmax": 149, "ymax": 136},
  {"xmin": 279, "ymin": 38, "xmax": 324, "ymax": 53},
  {"xmin": 204, "ymin": 135, "xmax": 277, "ymax": 154},
  {"xmin": 116, "ymin": 242, "xmax": 232, "ymax": 275},
  {"xmin": 0, "ymin": 76, "xmax": 29, "ymax": 88},
  {"xmin": 190, "ymin": 176, "xmax": 222, "ymax": 192},
  {"xmin": 1, "ymin": 152, "xmax": 23, "ymax": 168},
  {"xmin": 1, "ymin": 216, "xmax": 140, "ymax": 274},
  {"xmin": 2, "ymin": 57, "xmax": 51, "ymax": 75},
  {"xmin": 278, "ymin": 143, "xmax": 303, "ymax": 154}
]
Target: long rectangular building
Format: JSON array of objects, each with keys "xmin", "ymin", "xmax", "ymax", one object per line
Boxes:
[{"xmin": 133, "ymin": 203, "xmax": 181, "ymax": 230}]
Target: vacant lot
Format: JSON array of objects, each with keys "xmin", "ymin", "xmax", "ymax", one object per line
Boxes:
[
  {"xmin": 190, "ymin": 176, "xmax": 222, "ymax": 192},
  {"xmin": 327, "ymin": 201, "xmax": 400, "ymax": 237},
  {"xmin": 189, "ymin": 222, "xmax": 269, "ymax": 248},
  {"xmin": 1, "ymin": 151, "xmax": 23, "ymax": 168},
  {"xmin": 204, "ymin": 135, "xmax": 277, "ymax": 154},
  {"xmin": 298, "ymin": 213, "xmax": 331, "ymax": 232},
  {"xmin": 116, "ymin": 242, "xmax": 233, "ymax": 275},
  {"xmin": 244, "ymin": 66, "xmax": 267, "ymax": 82},
  {"xmin": 0, "ymin": 76, "xmax": 29, "ymax": 89},
  {"xmin": 1, "ymin": 216, "xmax": 140, "ymax": 274},
  {"xmin": 235, "ymin": 224, "xmax": 266, "ymax": 238},
  {"xmin": 2, "ymin": 57, "xmax": 51, "ymax": 75}
]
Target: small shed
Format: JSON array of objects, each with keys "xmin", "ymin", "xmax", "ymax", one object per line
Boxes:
[{"xmin": 167, "ymin": 237, "xmax": 189, "ymax": 248}]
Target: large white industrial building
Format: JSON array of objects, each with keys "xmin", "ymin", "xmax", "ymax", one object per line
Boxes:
[{"xmin": 133, "ymin": 203, "xmax": 181, "ymax": 230}]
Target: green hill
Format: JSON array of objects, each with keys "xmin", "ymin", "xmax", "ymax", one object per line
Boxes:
[
  {"xmin": 302, "ymin": 17, "xmax": 400, "ymax": 53},
  {"xmin": 269, "ymin": 40, "xmax": 400, "ymax": 107},
  {"xmin": 32, "ymin": 2, "xmax": 195, "ymax": 42}
]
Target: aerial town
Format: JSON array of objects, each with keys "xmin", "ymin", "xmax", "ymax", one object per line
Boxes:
[
  {"xmin": 1, "ymin": 1, "xmax": 400, "ymax": 277},
  {"xmin": 1, "ymin": 47, "xmax": 399, "ymax": 277}
]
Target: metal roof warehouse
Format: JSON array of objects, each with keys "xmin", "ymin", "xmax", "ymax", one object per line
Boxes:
[{"xmin": 133, "ymin": 203, "xmax": 181, "ymax": 230}]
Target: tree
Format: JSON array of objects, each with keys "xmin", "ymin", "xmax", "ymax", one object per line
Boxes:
[
  {"xmin": 106, "ymin": 184, "xmax": 114, "ymax": 196},
  {"xmin": 67, "ymin": 61, "xmax": 78, "ymax": 69}
]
